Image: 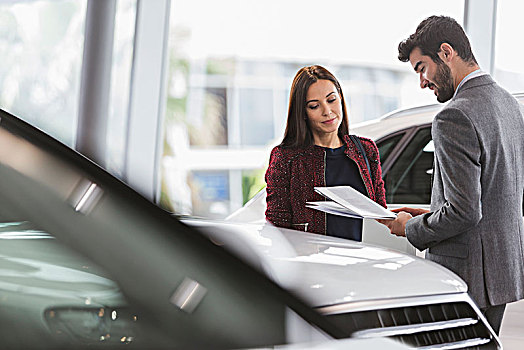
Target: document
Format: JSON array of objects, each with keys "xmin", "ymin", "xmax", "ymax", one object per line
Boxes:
[
  {"xmin": 306, "ymin": 201, "xmax": 363, "ymax": 219},
  {"xmin": 311, "ymin": 186, "xmax": 396, "ymax": 220}
]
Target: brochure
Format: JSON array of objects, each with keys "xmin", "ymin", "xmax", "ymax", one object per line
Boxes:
[
  {"xmin": 306, "ymin": 201, "xmax": 362, "ymax": 219},
  {"xmin": 311, "ymin": 186, "xmax": 396, "ymax": 220}
]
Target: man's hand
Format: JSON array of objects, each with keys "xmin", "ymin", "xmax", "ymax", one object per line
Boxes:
[
  {"xmin": 376, "ymin": 218, "xmax": 393, "ymax": 228},
  {"xmin": 391, "ymin": 207, "xmax": 429, "ymax": 217},
  {"xmin": 376, "ymin": 211, "xmax": 413, "ymax": 237}
]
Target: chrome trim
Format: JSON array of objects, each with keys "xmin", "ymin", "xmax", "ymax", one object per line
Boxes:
[
  {"xmin": 317, "ymin": 293, "xmax": 472, "ymax": 315},
  {"xmin": 318, "ymin": 292, "xmax": 503, "ymax": 350},
  {"xmin": 352, "ymin": 317, "xmax": 478, "ymax": 338},
  {"xmin": 418, "ymin": 337, "xmax": 491, "ymax": 350},
  {"xmin": 170, "ymin": 277, "xmax": 207, "ymax": 314}
]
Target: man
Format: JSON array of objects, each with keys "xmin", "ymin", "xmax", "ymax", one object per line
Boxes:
[{"xmin": 381, "ymin": 16, "xmax": 524, "ymax": 335}]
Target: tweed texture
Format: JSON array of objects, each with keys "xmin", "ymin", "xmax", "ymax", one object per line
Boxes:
[
  {"xmin": 265, "ymin": 135, "xmax": 386, "ymax": 235},
  {"xmin": 406, "ymin": 75, "xmax": 524, "ymax": 308}
]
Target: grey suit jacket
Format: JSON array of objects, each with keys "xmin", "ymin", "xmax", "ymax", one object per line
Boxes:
[{"xmin": 406, "ymin": 74, "xmax": 524, "ymax": 308}]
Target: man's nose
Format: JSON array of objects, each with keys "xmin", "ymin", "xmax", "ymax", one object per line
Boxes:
[{"xmin": 420, "ymin": 74, "xmax": 429, "ymax": 89}]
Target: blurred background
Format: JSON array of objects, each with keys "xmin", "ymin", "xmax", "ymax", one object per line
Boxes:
[{"xmin": 1, "ymin": 0, "xmax": 522, "ymax": 219}]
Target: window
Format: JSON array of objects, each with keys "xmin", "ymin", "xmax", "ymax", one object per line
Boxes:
[
  {"xmin": 187, "ymin": 87, "xmax": 229, "ymax": 147},
  {"xmin": 377, "ymin": 132, "xmax": 406, "ymax": 166},
  {"xmin": 161, "ymin": 0, "xmax": 464, "ymax": 217},
  {"xmin": 494, "ymin": 0, "xmax": 524, "ymax": 93},
  {"xmin": 190, "ymin": 170, "xmax": 230, "ymax": 218},
  {"xmin": 384, "ymin": 127, "xmax": 433, "ymax": 204},
  {"xmin": 106, "ymin": 0, "xmax": 137, "ymax": 177},
  {"xmin": 0, "ymin": 0, "xmax": 87, "ymax": 146},
  {"xmin": 240, "ymin": 88, "xmax": 273, "ymax": 146}
]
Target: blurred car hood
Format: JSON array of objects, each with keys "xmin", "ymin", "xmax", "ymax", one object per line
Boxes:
[{"xmin": 184, "ymin": 219, "xmax": 467, "ymax": 308}]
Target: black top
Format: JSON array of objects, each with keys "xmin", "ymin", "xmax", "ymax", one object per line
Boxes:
[{"xmin": 323, "ymin": 145, "xmax": 367, "ymax": 241}]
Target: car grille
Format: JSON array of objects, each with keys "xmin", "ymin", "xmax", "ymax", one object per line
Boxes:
[{"xmin": 327, "ymin": 301, "xmax": 498, "ymax": 349}]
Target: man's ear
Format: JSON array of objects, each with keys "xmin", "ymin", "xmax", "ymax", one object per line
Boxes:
[{"xmin": 439, "ymin": 43, "xmax": 454, "ymax": 62}]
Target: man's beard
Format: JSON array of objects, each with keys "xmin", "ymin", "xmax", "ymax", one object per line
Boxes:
[{"xmin": 433, "ymin": 62, "xmax": 454, "ymax": 103}]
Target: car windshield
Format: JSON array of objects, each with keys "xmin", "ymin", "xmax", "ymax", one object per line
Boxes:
[{"xmin": 0, "ymin": 109, "xmax": 342, "ymax": 348}]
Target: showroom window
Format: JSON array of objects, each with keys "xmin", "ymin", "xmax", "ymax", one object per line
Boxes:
[
  {"xmin": 0, "ymin": 0, "xmax": 136, "ymax": 178},
  {"xmin": 494, "ymin": 0, "xmax": 524, "ymax": 93},
  {"xmin": 160, "ymin": 0, "xmax": 464, "ymax": 217},
  {"xmin": 0, "ymin": 0, "xmax": 87, "ymax": 146},
  {"xmin": 239, "ymin": 88, "xmax": 274, "ymax": 147},
  {"xmin": 105, "ymin": 0, "xmax": 137, "ymax": 177}
]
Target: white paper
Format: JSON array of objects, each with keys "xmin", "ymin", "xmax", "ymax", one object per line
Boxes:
[
  {"xmin": 313, "ymin": 186, "xmax": 396, "ymax": 219},
  {"xmin": 306, "ymin": 201, "xmax": 363, "ymax": 219}
]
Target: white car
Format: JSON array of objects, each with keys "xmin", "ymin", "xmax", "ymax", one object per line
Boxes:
[
  {"xmin": 227, "ymin": 92, "xmax": 524, "ymax": 257},
  {"xmin": 0, "ymin": 107, "xmax": 501, "ymax": 349}
]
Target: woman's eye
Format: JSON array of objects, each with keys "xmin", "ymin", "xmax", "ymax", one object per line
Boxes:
[
  {"xmin": 328, "ymin": 98, "xmax": 336, "ymax": 103},
  {"xmin": 308, "ymin": 105, "xmax": 318, "ymax": 110}
]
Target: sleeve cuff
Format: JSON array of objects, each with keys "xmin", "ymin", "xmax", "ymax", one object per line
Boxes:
[{"xmin": 405, "ymin": 214, "xmax": 430, "ymax": 251}]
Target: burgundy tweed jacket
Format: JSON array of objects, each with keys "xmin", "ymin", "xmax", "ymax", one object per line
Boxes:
[{"xmin": 265, "ymin": 134, "xmax": 386, "ymax": 235}]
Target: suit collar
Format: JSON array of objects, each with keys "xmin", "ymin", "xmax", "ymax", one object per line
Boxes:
[{"xmin": 454, "ymin": 74, "xmax": 495, "ymax": 97}]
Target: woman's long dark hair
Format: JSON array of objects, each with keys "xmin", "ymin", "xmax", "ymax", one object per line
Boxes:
[{"xmin": 281, "ymin": 65, "xmax": 349, "ymax": 148}]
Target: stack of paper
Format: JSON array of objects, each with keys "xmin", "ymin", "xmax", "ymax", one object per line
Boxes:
[{"xmin": 307, "ymin": 186, "xmax": 396, "ymax": 220}]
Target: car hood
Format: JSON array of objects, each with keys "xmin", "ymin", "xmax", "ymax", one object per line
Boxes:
[{"xmin": 184, "ymin": 219, "xmax": 467, "ymax": 308}]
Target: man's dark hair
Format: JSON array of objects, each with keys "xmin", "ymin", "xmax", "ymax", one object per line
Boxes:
[{"xmin": 398, "ymin": 16, "xmax": 477, "ymax": 65}]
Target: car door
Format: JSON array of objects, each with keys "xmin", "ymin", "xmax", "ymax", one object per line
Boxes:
[
  {"xmin": 362, "ymin": 125, "xmax": 433, "ymax": 256},
  {"xmin": 379, "ymin": 125, "xmax": 433, "ymax": 207}
]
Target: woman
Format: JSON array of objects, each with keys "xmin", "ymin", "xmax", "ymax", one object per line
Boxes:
[{"xmin": 265, "ymin": 65, "xmax": 386, "ymax": 241}]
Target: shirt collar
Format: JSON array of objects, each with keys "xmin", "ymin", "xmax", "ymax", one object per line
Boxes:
[{"xmin": 452, "ymin": 69, "xmax": 488, "ymax": 98}]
